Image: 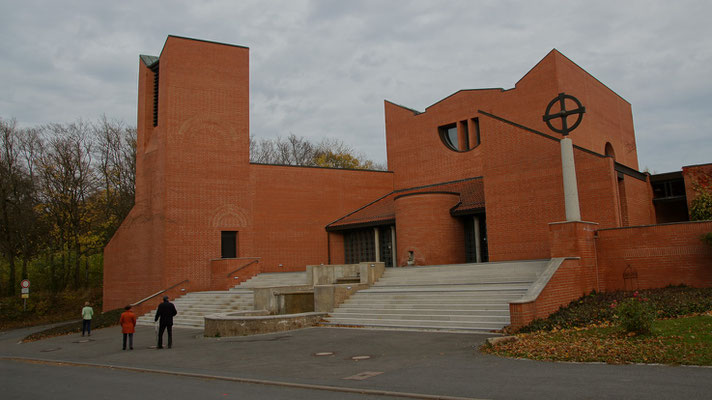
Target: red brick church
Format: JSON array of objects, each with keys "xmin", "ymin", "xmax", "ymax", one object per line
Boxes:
[{"xmin": 103, "ymin": 36, "xmax": 711, "ymax": 327}]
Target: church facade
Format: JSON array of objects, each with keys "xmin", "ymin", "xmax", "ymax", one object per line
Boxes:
[{"xmin": 104, "ymin": 36, "xmax": 711, "ymax": 324}]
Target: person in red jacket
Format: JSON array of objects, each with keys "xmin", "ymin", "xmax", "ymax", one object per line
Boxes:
[{"xmin": 119, "ymin": 305, "xmax": 137, "ymax": 350}]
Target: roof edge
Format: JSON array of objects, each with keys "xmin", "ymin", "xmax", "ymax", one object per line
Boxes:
[
  {"xmin": 384, "ymin": 100, "xmax": 422, "ymax": 115},
  {"xmin": 166, "ymin": 35, "xmax": 249, "ymax": 50}
]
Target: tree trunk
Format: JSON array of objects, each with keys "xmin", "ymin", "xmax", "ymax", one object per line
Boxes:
[
  {"xmin": 8, "ymin": 252, "xmax": 16, "ymax": 296},
  {"xmin": 84, "ymin": 255, "xmax": 89, "ymax": 288},
  {"xmin": 21, "ymin": 257, "xmax": 28, "ymax": 279},
  {"xmin": 73, "ymin": 240, "xmax": 80, "ymax": 289},
  {"xmin": 49, "ymin": 252, "xmax": 56, "ymax": 292}
]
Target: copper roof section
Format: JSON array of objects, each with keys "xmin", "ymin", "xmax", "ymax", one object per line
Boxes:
[{"xmin": 326, "ymin": 177, "xmax": 485, "ymax": 231}]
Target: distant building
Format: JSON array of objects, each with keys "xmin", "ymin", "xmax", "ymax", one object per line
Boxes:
[{"xmin": 104, "ymin": 36, "xmax": 711, "ymax": 327}]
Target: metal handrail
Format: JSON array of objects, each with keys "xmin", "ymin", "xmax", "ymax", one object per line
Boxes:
[
  {"xmin": 226, "ymin": 259, "xmax": 260, "ymax": 278},
  {"xmin": 130, "ymin": 279, "xmax": 189, "ymax": 306}
]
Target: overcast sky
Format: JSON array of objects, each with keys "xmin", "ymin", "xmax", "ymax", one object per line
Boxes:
[{"xmin": 1, "ymin": 0, "xmax": 710, "ymax": 172}]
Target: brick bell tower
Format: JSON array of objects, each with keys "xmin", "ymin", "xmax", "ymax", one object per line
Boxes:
[{"xmin": 104, "ymin": 36, "xmax": 253, "ymax": 310}]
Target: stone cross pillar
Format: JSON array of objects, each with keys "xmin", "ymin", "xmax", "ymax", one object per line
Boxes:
[
  {"xmin": 560, "ymin": 137, "xmax": 581, "ymax": 221},
  {"xmin": 543, "ymin": 93, "xmax": 586, "ymax": 222}
]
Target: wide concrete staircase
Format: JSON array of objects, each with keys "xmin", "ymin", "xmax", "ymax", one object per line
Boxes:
[
  {"xmin": 136, "ymin": 291, "xmax": 255, "ymax": 328},
  {"xmin": 136, "ymin": 271, "xmax": 308, "ymax": 329},
  {"xmin": 321, "ymin": 260, "xmax": 549, "ymax": 333},
  {"xmin": 229, "ymin": 271, "xmax": 307, "ymax": 289}
]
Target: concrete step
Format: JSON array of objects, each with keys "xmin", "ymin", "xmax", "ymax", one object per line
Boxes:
[
  {"xmin": 328, "ymin": 312, "xmax": 510, "ymax": 323},
  {"xmin": 136, "ymin": 289, "xmax": 257, "ymax": 329},
  {"xmin": 338, "ymin": 303, "xmax": 510, "ymax": 311},
  {"xmin": 321, "ymin": 318, "xmax": 507, "ymax": 331},
  {"xmin": 342, "ymin": 297, "xmax": 521, "ymax": 305},
  {"xmin": 234, "ymin": 272, "xmax": 308, "ymax": 289},
  {"xmin": 334, "ymin": 308, "xmax": 509, "ymax": 316},
  {"xmin": 326, "ymin": 259, "xmax": 548, "ymax": 332}
]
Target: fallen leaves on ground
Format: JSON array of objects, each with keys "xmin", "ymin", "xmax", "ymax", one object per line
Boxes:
[{"xmin": 481, "ymin": 316, "xmax": 712, "ymax": 365}]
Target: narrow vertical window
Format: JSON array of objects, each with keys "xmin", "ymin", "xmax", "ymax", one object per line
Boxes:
[
  {"xmin": 458, "ymin": 120, "xmax": 469, "ymax": 150},
  {"xmin": 221, "ymin": 231, "xmax": 238, "ymax": 258},
  {"xmin": 152, "ymin": 65, "xmax": 159, "ymax": 127},
  {"xmin": 470, "ymin": 117, "xmax": 481, "ymax": 148}
]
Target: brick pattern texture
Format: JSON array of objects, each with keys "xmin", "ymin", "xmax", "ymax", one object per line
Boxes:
[{"xmin": 105, "ymin": 38, "xmax": 709, "ymax": 322}]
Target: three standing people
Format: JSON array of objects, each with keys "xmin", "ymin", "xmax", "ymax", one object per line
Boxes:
[{"xmin": 154, "ymin": 295, "xmax": 177, "ymax": 349}]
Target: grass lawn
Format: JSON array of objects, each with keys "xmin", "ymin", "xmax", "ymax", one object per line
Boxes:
[{"xmin": 484, "ymin": 313, "xmax": 712, "ymax": 365}]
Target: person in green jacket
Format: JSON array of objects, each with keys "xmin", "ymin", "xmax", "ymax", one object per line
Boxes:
[{"xmin": 81, "ymin": 301, "xmax": 94, "ymax": 336}]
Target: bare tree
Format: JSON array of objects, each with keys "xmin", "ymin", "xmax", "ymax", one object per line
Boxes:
[
  {"xmin": 250, "ymin": 134, "xmax": 385, "ymax": 170},
  {"xmin": 0, "ymin": 118, "xmax": 44, "ymax": 295},
  {"xmin": 38, "ymin": 121, "xmax": 97, "ymax": 289},
  {"xmin": 94, "ymin": 116, "xmax": 136, "ymax": 243}
]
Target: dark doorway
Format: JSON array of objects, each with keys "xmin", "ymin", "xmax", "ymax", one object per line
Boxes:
[
  {"xmin": 344, "ymin": 228, "xmax": 375, "ymax": 264},
  {"xmin": 464, "ymin": 214, "xmax": 488, "ymax": 263},
  {"xmin": 378, "ymin": 225, "xmax": 395, "ymax": 267},
  {"xmin": 221, "ymin": 231, "xmax": 238, "ymax": 259}
]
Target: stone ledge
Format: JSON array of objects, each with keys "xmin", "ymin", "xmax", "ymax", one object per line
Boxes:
[{"xmin": 204, "ymin": 311, "xmax": 328, "ymax": 337}]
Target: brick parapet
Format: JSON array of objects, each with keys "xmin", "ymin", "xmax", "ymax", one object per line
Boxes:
[{"xmin": 595, "ymin": 220, "xmax": 712, "ymax": 291}]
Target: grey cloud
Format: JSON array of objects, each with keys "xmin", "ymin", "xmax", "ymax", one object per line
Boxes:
[{"xmin": 1, "ymin": 0, "xmax": 710, "ymax": 171}]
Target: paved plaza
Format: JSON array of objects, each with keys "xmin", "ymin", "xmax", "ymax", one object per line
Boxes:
[{"xmin": 2, "ymin": 324, "xmax": 711, "ymax": 399}]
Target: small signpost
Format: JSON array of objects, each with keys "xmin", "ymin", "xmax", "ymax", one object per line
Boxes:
[{"xmin": 20, "ymin": 279, "xmax": 30, "ymax": 311}]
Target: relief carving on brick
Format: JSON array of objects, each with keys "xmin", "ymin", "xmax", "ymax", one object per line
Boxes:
[
  {"xmin": 211, "ymin": 204, "xmax": 249, "ymax": 228},
  {"xmin": 176, "ymin": 114, "xmax": 238, "ymax": 142}
]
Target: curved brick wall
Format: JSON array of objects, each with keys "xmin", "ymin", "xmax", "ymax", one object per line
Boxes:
[{"xmin": 394, "ymin": 192, "xmax": 464, "ymax": 266}]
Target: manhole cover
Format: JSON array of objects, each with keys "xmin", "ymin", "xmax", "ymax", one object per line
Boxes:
[
  {"xmin": 351, "ymin": 355, "xmax": 371, "ymax": 361},
  {"xmin": 76, "ymin": 339, "xmax": 91, "ymax": 343},
  {"xmin": 314, "ymin": 352, "xmax": 334, "ymax": 356},
  {"xmin": 40, "ymin": 347, "xmax": 62, "ymax": 352},
  {"xmin": 344, "ymin": 371, "xmax": 383, "ymax": 380}
]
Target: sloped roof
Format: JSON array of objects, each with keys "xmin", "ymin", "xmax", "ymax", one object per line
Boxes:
[
  {"xmin": 326, "ymin": 177, "xmax": 485, "ymax": 231},
  {"xmin": 139, "ymin": 54, "xmax": 159, "ymax": 68}
]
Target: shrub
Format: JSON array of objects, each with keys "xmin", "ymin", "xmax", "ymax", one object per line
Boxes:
[
  {"xmin": 518, "ymin": 286, "xmax": 712, "ymax": 333},
  {"xmin": 612, "ymin": 291, "xmax": 655, "ymax": 334},
  {"xmin": 690, "ymin": 189, "xmax": 712, "ymax": 221},
  {"xmin": 701, "ymin": 232, "xmax": 712, "ymax": 247}
]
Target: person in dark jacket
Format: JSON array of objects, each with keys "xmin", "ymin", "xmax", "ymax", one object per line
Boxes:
[{"xmin": 154, "ymin": 295, "xmax": 177, "ymax": 349}]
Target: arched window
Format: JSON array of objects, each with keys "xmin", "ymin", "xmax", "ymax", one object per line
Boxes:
[
  {"xmin": 438, "ymin": 118, "xmax": 481, "ymax": 152},
  {"xmin": 605, "ymin": 142, "xmax": 616, "ymax": 159}
]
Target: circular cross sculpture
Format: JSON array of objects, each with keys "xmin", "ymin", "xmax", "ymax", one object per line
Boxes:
[{"xmin": 542, "ymin": 93, "xmax": 586, "ymax": 136}]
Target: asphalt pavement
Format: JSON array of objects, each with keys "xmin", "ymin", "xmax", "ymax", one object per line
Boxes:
[{"xmin": 2, "ymin": 324, "xmax": 711, "ymax": 399}]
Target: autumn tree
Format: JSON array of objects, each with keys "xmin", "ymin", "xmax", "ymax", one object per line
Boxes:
[
  {"xmin": 37, "ymin": 121, "xmax": 97, "ymax": 289},
  {"xmin": 250, "ymin": 134, "xmax": 384, "ymax": 170}
]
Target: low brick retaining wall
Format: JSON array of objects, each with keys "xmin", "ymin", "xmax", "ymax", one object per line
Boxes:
[{"xmin": 204, "ymin": 311, "xmax": 328, "ymax": 337}]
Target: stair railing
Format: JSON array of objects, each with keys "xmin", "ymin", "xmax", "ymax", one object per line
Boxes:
[
  {"xmin": 131, "ymin": 279, "xmax": 190, "ymax": 307},
  {"xmin": 226, "ymin": 258, "xmax": 260, "ymax": 278}
]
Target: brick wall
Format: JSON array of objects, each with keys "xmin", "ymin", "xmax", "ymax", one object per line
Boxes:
[
  {"xmin": 104, "ymin": 37, "xmax": 394, "ymax": 310},
  {"xmin": 596, "ymin": 221, "xmax": 712, "ymax": 291},
  {"xmin": 509, "ymin": 259, "xmax": 585, "ymax": 328},
  {"xmin": 510, "ymin": 220, "xmax": 712, "ymax": 329},
  {"xmin": 394, "ymin": 192, "xmax": 464, "ymax": 266},
  {"xmin": 249, "ymin": 164, "xmax": 393, "ymax": 272}
]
